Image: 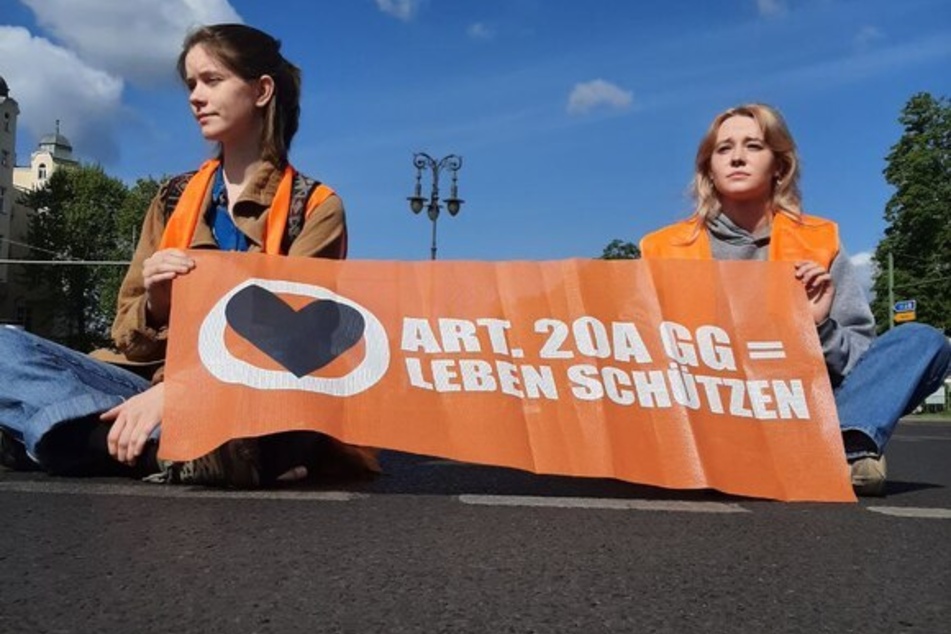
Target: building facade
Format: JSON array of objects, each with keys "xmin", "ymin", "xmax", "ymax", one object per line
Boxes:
[
  {"xmin": 0, "ymin": 74, "xmax": 24, "ymax": 323},
  {"xmin": 0, "ymin": 74, "xmax": 77, "ymax": 328}
]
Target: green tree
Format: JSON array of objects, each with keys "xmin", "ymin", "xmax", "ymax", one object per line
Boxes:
[
  {"xmin": 99, "ymin": 176, "xmax": 161, "ymax": 327},
  {"xmin": 21, "ymin": 164, "xmax": 129, "ymax": 350},
  {"xmin": 599, "ymin": 239, "xmax": 641, "ymax": 260},
  {"xmin": 871, "ymin": 93, "xmax": 951, "ymax": 334}
]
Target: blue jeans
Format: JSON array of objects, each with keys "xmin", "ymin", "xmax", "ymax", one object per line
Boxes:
[
  {"xmin": 0, "ymin": 327, "xmax": 151, "ymax": 471},
  {"xmin": 2, "ymin": 323, "xmax": 948, "ymax": 471},
  {"xmin": 836, "ymin": 323, "xmax": 951, "ymax": 458}
]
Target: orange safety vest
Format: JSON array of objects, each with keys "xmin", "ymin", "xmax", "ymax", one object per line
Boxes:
[
  {"xmin": 158, "ymin": 159, "xmax": 337, "ymax": 254},
  {"xmin": 639, "ymin": 212, "xmax": 839, "ymax": 270},
  {"xmin": 156, "ymin": 160, "xmax": 378, "ymax": 475}
]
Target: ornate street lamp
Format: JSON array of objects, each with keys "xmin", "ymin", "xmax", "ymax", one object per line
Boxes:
[{"xmin": 407, "ymin": 152, "xmax": 464, "ymax": 260}]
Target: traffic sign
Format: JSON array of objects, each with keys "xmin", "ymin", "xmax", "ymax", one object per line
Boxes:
[
  {"xmin": 894, "ymin": 299, "xmax": 916, "ymax": 313},
  {"xmin": 894, "ymin": 311, "xmax": 917, "ymax": 323}
]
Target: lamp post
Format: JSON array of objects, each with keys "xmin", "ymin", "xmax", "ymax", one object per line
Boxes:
[{"xmin": 407, "ymin": 152, "xmax": 464, "ymax": 260}]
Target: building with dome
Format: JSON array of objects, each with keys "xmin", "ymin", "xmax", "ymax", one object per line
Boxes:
[
  {"xmin": 13, "ymin": 120, "xmax": 78, "ymax": 191},
  {"xmin": 0, "ymin": 74, "xmax": 78, "ymax": 328}
]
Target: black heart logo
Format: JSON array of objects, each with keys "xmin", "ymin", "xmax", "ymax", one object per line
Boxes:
[{"xmin": 225, "ymin": 285, "xmax": 366, "ymax": 378}]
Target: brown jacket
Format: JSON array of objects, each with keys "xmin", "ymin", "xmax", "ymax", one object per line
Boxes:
[
  {"xmin": 99, "ymin": 160, "xmax": 378, "ymax": 475},
  {"xmin": 109, "ymin": 160, "xmax": 346, "ymax": 379}
]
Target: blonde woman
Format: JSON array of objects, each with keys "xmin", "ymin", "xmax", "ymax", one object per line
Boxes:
[{"xmin": 641, "ymin": 103, "xmax": 950, "ymax": 496}]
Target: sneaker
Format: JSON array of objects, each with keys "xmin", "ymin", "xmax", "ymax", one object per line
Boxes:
[
  {"xmin": 0, "ymin": 429, "xmax": 40, "ymax": 471},
  {"xmin": 850, "ymin": 454, "xmax": 887, "ymax": 497},
  {"xmin": 144, "ymin": 439, "xmax": 261, "ymax": 488}
]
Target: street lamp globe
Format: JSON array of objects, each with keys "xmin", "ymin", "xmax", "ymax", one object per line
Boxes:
[
  {"xmin": 408, "ymin": 196, "xmax": 425, "ymax": 214},
  {"xmin": 445, "ymin": 197, "xmax": 463, "ymax": 216}
]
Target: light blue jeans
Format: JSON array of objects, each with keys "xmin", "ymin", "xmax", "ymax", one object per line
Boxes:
[
  {"xmin": 1, "ymin": 323, "xmax": 948, "ymax": 471},
  {"xmin": 0, "ymin": 327, "xmax": 150, "ymax": 470},
  {"xmin": 836, "ymin": 323, "xmax": 951, "ymax": 458}
]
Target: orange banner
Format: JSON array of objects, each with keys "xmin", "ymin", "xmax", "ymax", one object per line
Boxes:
[{"xmin": 161, "ymin": 251, "xmax": 855, "ymax": 502}]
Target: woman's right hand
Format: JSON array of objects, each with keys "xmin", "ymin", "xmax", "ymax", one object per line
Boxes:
[
  {"xmin": 143, "ymin": 248, "xmax": 195, "ymax": 325},
  {"xmin": 103, "ymin": 383, "xmax": 165, "ymax": 466},
  {"xmin": 794, "ymin": 260, "xmax": 835, "ymax": 326}
]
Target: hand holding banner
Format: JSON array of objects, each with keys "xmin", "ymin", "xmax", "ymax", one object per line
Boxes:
[{"xmin": 161, "ymin": 252, "xmax": 855, "ymax": 502}]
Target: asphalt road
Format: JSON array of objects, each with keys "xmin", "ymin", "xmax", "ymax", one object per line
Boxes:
[{"xmin": 2, "ymin": 419, "xmax": 949, "ymax": 634}]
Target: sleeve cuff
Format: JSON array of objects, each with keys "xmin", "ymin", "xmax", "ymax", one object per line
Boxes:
[{"xmin": 816, "ymin": 317, "xmax": 836, "ymax": 344}]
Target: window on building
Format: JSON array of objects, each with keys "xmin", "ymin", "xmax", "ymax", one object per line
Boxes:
[
  {"xmin": 3, "ymin": 112, "xmax": 9, "ymax": 132},
  {"xmin": 0, "ymin": 186, "xmax": 6, "ymax": 214},
  {"xmin": 38, "ymin": 163, "xmax": 47, "ymax": 180},
  {"xmin": 1, "ymin": 150, "xmax": 8, "ymax": 167}
]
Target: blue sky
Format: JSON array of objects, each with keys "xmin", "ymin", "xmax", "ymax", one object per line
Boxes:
[{"xmin": 1, "ymin": 0, "xmax": 949, "ymax": 278}]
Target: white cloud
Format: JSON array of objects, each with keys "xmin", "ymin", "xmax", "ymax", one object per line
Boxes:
[
  {"xmin": 566, "ymin": 79, "xmax": 633, "ymax": 116},
  {"xmin": 756, "ymin": 0, "xmax": 787, "ymax": 18},
  {"xmin": 850, "ymin": 251, "xmax": 877, "ymax": 301},
  {"xmin": 0, "ymin": 26, "xmax": 125, "ymax": 163},
  {"xmin": 376, "ymin": 0, "xmax": 423, "ymax": 22},
  {"xmin": 467, "ymin": 22, "xmax": 494, "ymax": 40},
  {"xmin": 854, "ymin": 25, "xmax": 885, "ymax": 51},
  {"xmin": 19, "ymin": 0, "xmax": 243, "ymax": 86},
  {"xmin": 3, "ymin": 1, "xmax": 243, "ymax": 165}
]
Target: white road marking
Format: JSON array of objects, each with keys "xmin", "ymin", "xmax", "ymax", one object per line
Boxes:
[
  {"xmin": 459, "ymin": 494, "xmax": 749, "ymax": 513},
  {"xmin": 890, "ymin": 435, "xmax": 951, "ymax": 442},
  {"xmin": 0, "ymin": 480, "xmax": 361, "ymax": 501},
  {"xmin": 5, "ymin": 481, "xmax": 949, "ymax": 518},
  {"xmin": 867, "ymin": 506, "xmax": 951, "ymax": 519}
]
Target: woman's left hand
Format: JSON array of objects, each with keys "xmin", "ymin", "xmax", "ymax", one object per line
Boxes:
[
  {"xmin": 102, "ymin": 383, "xmax": 165, "ymax": 465},
  {"xmin": 794, "ymin": 261, "xmax": 835, "ymax": 325}
]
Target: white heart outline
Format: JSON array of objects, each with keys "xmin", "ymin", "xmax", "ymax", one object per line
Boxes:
[{"xmin": 197, "ymin": 278, "xmax": 390, "ymax": 396}]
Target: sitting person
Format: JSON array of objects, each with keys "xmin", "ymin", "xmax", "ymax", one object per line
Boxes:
[
  {"xmin": 640, "ymin": 103, "xmax": 950, "ymax": 496},
  {"xmin": 0, "ymin": 23, "xmax": 378, "ymax": 486}
]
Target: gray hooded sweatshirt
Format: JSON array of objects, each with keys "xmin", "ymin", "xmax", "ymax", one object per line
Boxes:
[{"xmin": 706, "ymin": 214, "xmax": 876, "ymax": 386}]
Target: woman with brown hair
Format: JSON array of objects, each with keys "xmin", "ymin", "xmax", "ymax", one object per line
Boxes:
[{"xmin": 0, "ymin": 24, "xmax": 377, "ymax": 486}]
